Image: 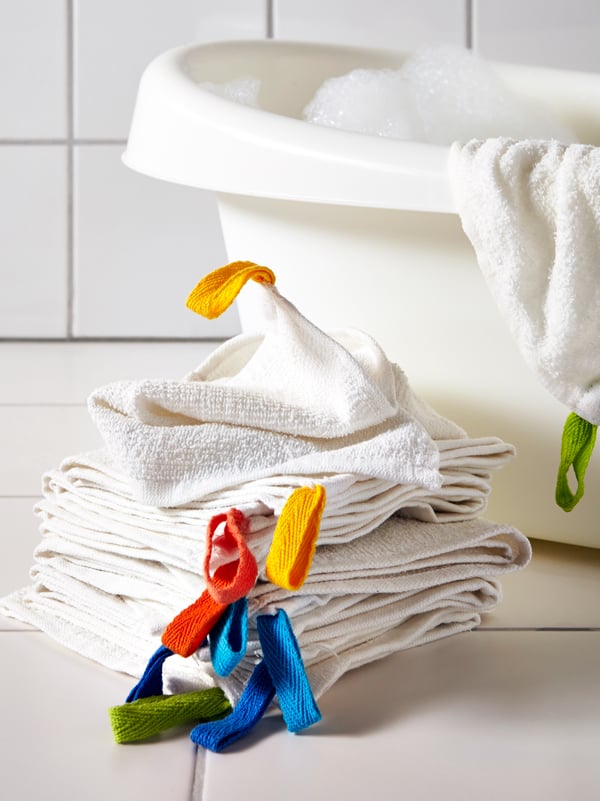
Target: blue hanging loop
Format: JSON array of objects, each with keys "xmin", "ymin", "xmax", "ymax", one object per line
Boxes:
[
  {"xmin": 190, "ymin": 660, "xmax": 275, "ymax": 752},
  {"xmin": 257, "ymin": 609, "xmax": 321, "ymax": 733},
  {"xmin": 126, "ymin": 644, "xmax": 173, "ymax": 702}
]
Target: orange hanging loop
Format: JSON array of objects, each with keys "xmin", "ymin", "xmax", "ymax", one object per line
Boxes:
[
  {"xmin": 161, "ymin": 590, "xmax": 227, "ymax": 658},
  {"xmin": 203, "ymin": 509, "xmax": 259, "ymax": 605}
]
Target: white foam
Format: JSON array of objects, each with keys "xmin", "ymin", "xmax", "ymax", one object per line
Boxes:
[
  {"xmin": 303, "ymin": 46, "xmax": 576, "ymax": 144},
  {"xmin": 199, "ymin": 77, "xmax": 261, "ymax": 108},
  {"xmin": 302, "ymin": 68, "xmax": 421, "ymax": 140}
]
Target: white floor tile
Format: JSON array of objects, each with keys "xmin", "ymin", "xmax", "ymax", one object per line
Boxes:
[
  {"xmin": 0, "ymin": 632, "xmax": 195, "ymax": 801},
  {"xmin": 0, "ymin": 342, "xmax": 219, "ymax": 405},
  {"xmin": 202, "ymin": 631, "xmax": 600, "ymax": 801},
  {"xmin": 482, "ymin": 538, "xmax": 600, "ymax": 629},
  {"xmin": 0, "ymin": 406, "xmax": 103, "ymax": 496}
]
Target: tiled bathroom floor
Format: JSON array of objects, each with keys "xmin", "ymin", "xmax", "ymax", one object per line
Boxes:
[{"xmin": 1, "ymin": 343, "xmax": 600, "ymax": 800}]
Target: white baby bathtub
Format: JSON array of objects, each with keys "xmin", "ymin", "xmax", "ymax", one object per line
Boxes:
[{"xmin": 123, "ymin": 40, "xmax": 600, "ymax": 548}]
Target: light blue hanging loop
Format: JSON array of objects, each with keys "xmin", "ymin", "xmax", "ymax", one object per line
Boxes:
[{"xmin": 209, "ymin": 597, "xmax": 248, "ymax": 677}]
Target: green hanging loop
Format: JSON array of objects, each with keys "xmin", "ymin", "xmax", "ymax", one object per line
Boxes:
[
  {"xmin": 555, "ymin": 412, "xmax": 598, "ymax": 512},
  {"xmin": 110, "ymin": 687, "xmax": 231, "ymax": 743}
]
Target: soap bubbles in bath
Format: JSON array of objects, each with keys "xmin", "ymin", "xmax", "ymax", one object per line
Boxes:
[
  {"xmin": 198, "ymin": 76, "xmax": 261, "ymax": 108},
  {"xmin": 303, "ymin": 46, "xmax": 576, "ymax": 144},
  {"xmin": 302, "ymin": 68, "xmax": 422, "ymax": 140}
]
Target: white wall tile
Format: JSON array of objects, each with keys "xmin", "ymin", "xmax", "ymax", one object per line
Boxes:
[
  {"xmin": 0, "ymin": 0, "xmax": 67, "ymax": 138},
  {"xmin": 73, "ymin": 145, "xmax": 237, "ymax": 338},
  {"xmin": 473, "ymin": 0, "xmax": 600, "ymax": 73},
  {"xmin": 0, "ymin": 147, "xmax": 68, "ymax": 337},
  {"xmin": 74, "ymin": 0, "xmax": 268, "ymax": 139},
  {"xmin": 274, "ymin": 0, "xmax": 467, "ymax": 50},
  {"xmin": 0, "ymin": 343, "xmax": 218, "ymax": 404}
]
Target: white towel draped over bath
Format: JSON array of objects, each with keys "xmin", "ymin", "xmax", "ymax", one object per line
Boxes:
[{"xmin": 448, "ymin": 138, "xmax": 600, "ymax": 426}]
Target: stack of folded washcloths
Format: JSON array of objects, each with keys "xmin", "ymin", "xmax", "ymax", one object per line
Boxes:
[{"xmin": 0, "ymin": 261, "xmax": 531, "ymax": 751}]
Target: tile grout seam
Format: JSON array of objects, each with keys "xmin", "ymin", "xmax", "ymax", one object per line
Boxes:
[
  {"xmin": 466, "ymin": 0, "xmax": 473, "ymax": 49},
  {"xmin": 66, "ymin": 0, "xmax": 75, "ymax": 340},
  {"xmin": 267, "ymin": 0, "xmax": 275, "ymax": 39}
]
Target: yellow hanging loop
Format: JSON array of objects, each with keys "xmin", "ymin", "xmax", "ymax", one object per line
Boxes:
[
  {"xmin": 266, "ymin": 485, "xmax": 326, "ymax": 591},
  {"xmin": 186, "ymin": 261, "xmax": 276, "ymax": 319}
]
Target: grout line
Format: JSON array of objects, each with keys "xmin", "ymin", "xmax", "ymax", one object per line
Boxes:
[
  {"xmin": 76, "ymin": 138, "xmax": 128, "ymax": 145},
  {"xmin": 190, "ymin": 750, "xmax": 206, "ymax": 801},
  {"xmin": 0, "ymin": 495, "xmax": 43, "ymax": 500},
  {"xmin": 0, "ymin": 403, "xmax": 87, "ymax": 408},
  {"xmin": 0, "ymin": 139, "xmax": 128, "ymax": 146},
  {"xmin": 66, "ymin": 0, "xmax": 75, "ymax": 340},
  {"xmin": 466, "ymin": 0, "xmax": 473, "ymax": 49},
  {"xmin": 0, "ymin": 336, "xmax": 227, "ymax": 343},
  {"xmin": 0, "ymin": 629, "xmax": 45, "ymax": 635},
  {"xmin": 0, "ymin": 139, "xmax": 68, "ymax": 146},
  {"xmin": 477, "ymin": 626, "xmax": 600, "ymax": 632}
]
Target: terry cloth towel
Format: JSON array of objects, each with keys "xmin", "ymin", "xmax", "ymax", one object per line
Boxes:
[
  {"xmin": 0, "ymin": 410, "xmax": 514, "ymax": 677},
  {"xmin": 1, "ymin": 500, "xmax": 530, "ymax": 697},
  {"xmin": 172, "ymin": 515, "xmax": 531, "ymax": 706},
  {"xmin": 87, "ymin": 295, "xmax": 445, "ymax": 508},
  {"xmin": 0, "ymin": 261, "xmax": 529, "ymax": 750},
  {"xmin": 87, "ymin": 309, "xmax": 513, "ymax": 512},
  {"xmin": 448, "ymin": 138, "xmax": 600, "ymax": 509}
]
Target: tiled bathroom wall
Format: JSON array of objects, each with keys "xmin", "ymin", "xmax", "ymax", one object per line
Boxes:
[{"xmin": 2, "ymin": 0, "xmax": 600, "ymax": 339}]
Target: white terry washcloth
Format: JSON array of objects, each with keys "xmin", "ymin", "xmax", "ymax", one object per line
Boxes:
[
  {"xmin": 448, "ymin": 139, "xmax": 600, "ymax": 508},
  {"xmin": 88, "ymin": 328, "xmax": 513, "ymax": 511},
  {"xmin": 1, "ymin": 510, "xmax": 530, "ymax": 691},
  {"xmin": 0, "ymin": 414, "xmax": 514, "ymax": 667},
  {"xmin": 87, "ymin": 286, "xmax": 448, "ymax": 507}
]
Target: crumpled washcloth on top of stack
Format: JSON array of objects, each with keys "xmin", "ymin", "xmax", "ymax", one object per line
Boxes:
[{"xmin": 0, "ymin": 261, "xmax": 531, "ymax": 751}]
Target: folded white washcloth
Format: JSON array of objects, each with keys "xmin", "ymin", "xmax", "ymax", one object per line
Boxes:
[
  {"xmin": 23, "ymin": 410, "xmax": 512, "ymax": 575},
  {"xmin": 448, "ymin": 138, "xmax": 600, "ymax": 507},
  {"xmin": 0, "ymin": 415, "xmax": 514, "ymax": 648},
  {"xmin": 1, "ymin": 513, "xmax": 529, "ymax": 696},
  {"xmin": 169, "ymin": 514, "xmax": 530, "ymax": 702}
]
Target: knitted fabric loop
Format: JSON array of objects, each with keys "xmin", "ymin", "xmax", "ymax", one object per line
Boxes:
[
  {"xmin": 190, "ymin": 660, "xmax": 276, "ymax": 753},
  {"xmin": 266, "ymin": 485, "xmax": 326, "ymax": 591},
  {"xmin": 257, "ymin": 609, "xmax": 321, "ymax": 733},
  {"xmin": 556, "ymin": 412, "xmax": 598, "ymax": 511},
  {"xmin": 186, "ymin": 260, "xmax": 276, "ymax": 319},
  {"xmin": 209, "ymin": 597, "xmax": 248, "ymax": 677},
  {"xmin": 161, "ymin": 590, "xmax": 227, "ymax": 658},
  {"xmin": 126, "ymin": 644, "xmax": 173, "ymax": 703},
  {"xmin": 110, "ymin": 688, "xmax": 231, "ymax": 743},
  {"xmin": 204, "ymin": 509, "xmax": 258, "ymax": 605}
]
